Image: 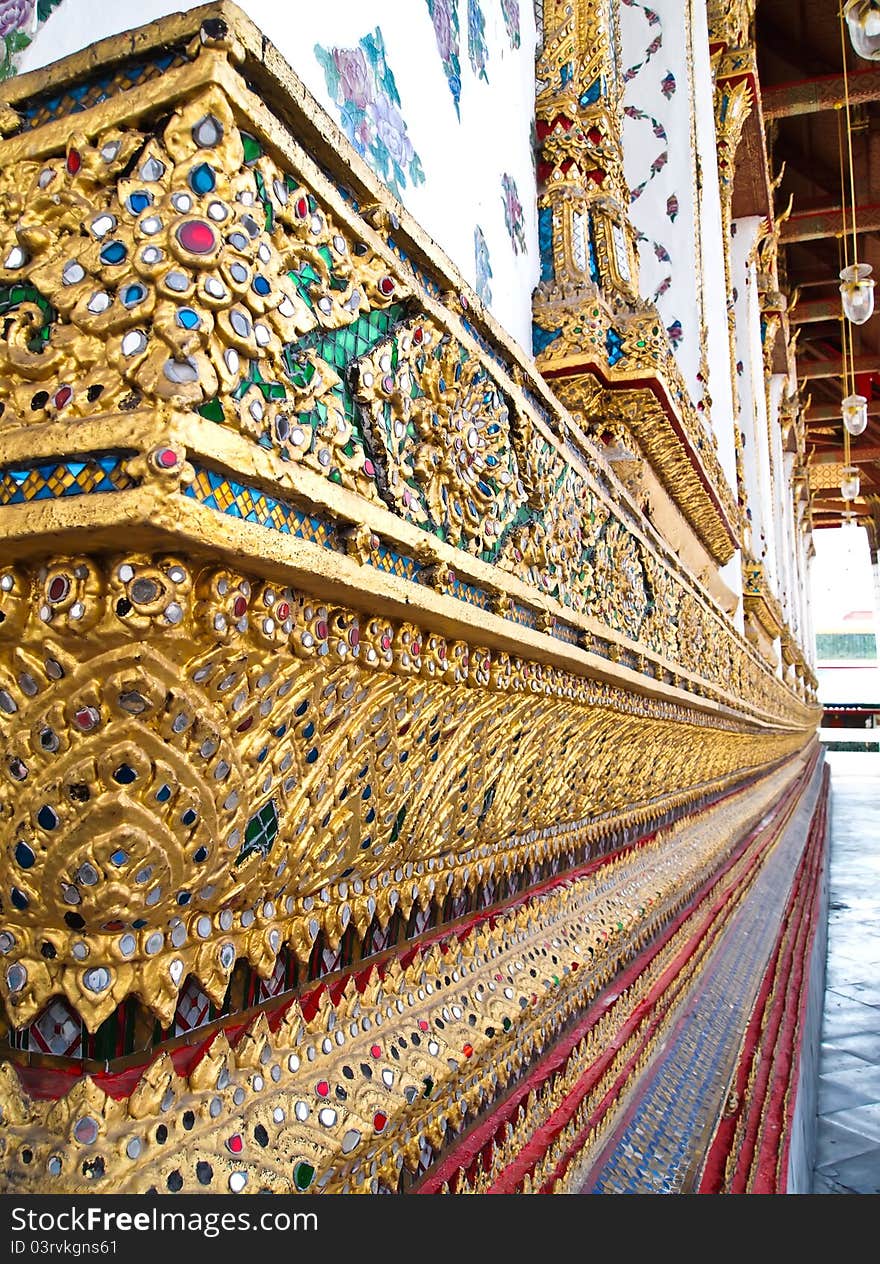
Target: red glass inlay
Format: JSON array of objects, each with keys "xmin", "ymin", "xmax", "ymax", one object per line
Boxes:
[{"xmin": 176, "ymin": 220, "xmax": 216, "ymax": 255}]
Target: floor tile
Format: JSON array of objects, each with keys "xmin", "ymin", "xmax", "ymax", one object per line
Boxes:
[
  {"xmin": 812, "ymin": 1171, "xmax": 852, "ymax": 1194},
  {"xmin": 816, "ymin": 1076, "xmax": 879, "ymax": 1114},
  {"xmin": 814, "ymin": 1118, "xmax": 877, "ymax": 1169},
  {"xmin": 822, "ymin": 1032, "xmax": 880, "ymax": 1066},
  {"xmin": 824, "ymin": 961, "xmax": 880, "ymax": 989},
  {"xmin": 823, "ymin": 1103, "xmax": 880, "ymax": 1146},
  {"xmin": 820, "ymin": 1005, "xmax": 880, "ymax": 1040},
  {"xmin": 819, "ymin": 1046, "xmax": 874, "ymax": 1075},
  {"xmin": 812, "ymin": 752, "xmax": 880, "ymax": 1194},
  {"xmin": 827, "ymin": 983, "xmax": 880, "ymax": 1008},
  {"xmin": 819, "ymin": 1147, "xmax": 880, "ymax": 1194},
  {"xmin": 818, "ymin": 1064, "xmax": 880, "ymax": 1096}
]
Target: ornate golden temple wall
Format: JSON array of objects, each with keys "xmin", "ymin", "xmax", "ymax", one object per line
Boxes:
[{"xmin": 0, "ymin": 2, "xmax": 820, "ymax": 1194}]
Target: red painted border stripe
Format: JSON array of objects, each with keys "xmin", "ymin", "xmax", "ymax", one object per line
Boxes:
[
  {"xmin": 417, "ymin": 755, "xmax": 816, "ymax": 1193},
  {"xmin": 698, "ymin": 764, "xmax": 828, "ymax": 1192}
]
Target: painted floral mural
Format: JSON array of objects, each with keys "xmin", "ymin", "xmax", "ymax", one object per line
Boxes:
[
  {"xmin": 500, "ymin": 0, "xmax": 521, "ymax": 50},
  {"xmin": 467, "ymin": 0, "xmax": 489, "ymax": 82},
  {"xmin": 426, "ymin": 0, "xmax": 462, "ymax": 118},
  {"xmin": 0, "ymin": 0, "xmax": 62, "ymax": 80},
  {"xmin": 620, "ymin": 1, "xmax": 677, "ymax": 307},
  {"xmin": 621, "ymin": 0, "xmax": 662, "ymax": 81},
  {"xmin": 315, "ymin": 28, "xmax": 425, "ymax": 199},
  {"xmin": 501, "ymin": 172, "xmax": 527, "ymax": 255},
  {"xmin": 623, "ymin": 103, "xmax": 668, "ymax": 202},
  {"xmin": 474, "ymin": 224, "xmax": 493, "ymax": 304}
]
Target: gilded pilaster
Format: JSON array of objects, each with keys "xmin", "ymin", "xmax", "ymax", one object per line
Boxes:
[
  {"xmin": 534, "ymin": 0, "xmax": 638, "ymax": 312},
  {"xmin": 713, "ymin": 69, "xmax": 753, "ymax": 526},
  {"xmin": 533, "ymin": 1, "xmax": 742, "ymax": 568}
]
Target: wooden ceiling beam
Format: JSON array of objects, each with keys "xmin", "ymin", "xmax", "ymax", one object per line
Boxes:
[
  {"xmin": 799, "ymin": 354, "xmax": 880, "ymax": 379},
  {"xmin": 782, "ymin": 203, "xmax": 880, "ymax": 243},
  {"xmin": 763, "ymin": 66, "xmax": 880, "ymax": 118},
  {"xmin": 807, "ymin": 400, "xmax": 880, "ymax": 420},
  {"xmin": 789, "ymin": 296, "xmax": 841, "ymax": 323},
  {"xmin": 810, "ymin": 447, "xmax": 880, "ymax": 461}
]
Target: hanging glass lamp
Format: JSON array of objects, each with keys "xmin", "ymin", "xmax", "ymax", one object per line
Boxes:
[
  {"xmin": 845, "ymin": 0, "xmax": 880, "ymax": 58},
  {"xmin": 840, "ymin": 465, "xmax": 861, "ymax": 500},
  {"xmin": 840, "ymin": 263, "xmax": 876, "ymax": 324},
  {"xmin": 842, "ymin": 393, "xmax": 869, "ymax": 434}
]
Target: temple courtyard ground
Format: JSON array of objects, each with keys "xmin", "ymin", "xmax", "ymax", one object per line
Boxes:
[{"xmin": 812, "ymin": 750, "xmax": 880, "ymax": 1195}]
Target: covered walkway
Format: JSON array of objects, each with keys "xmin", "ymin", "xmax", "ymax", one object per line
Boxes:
[{"xmin": 813, "ymin": 751, "xmax": 880, "ymax": 1194}]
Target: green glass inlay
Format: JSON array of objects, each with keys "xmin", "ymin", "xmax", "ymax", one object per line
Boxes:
[
  {"xmin": 287, "ymin": 359, "xmax": 316, "ymax": 391},
  {"xmin": 241, "ymin": 132, "xmax": 262, "ymax": 164},
  {"xmin": 283, "ymin": 302, "xmax": 407, "ymax": 431},
  {"xmin": 293, "ymin": 1162, "xmax": 314, "ymax": 1190},
  {"xmin": 0, "ymin": 283, "xmax": 54, "ymax": 350},
  {"xmin": 236, "ymin": 799, "xmax": 279, "ymax": 866},
  {"xmin": 198, "ymin": 398, "xmax": 224, "ymax": 422},
  {"xmin": 388, "ymin": 804, "xmax": 407, "ymax": 846},
  {"xmin": 254, "ymin": 171, "xmax": 274, "ymax": 231}
]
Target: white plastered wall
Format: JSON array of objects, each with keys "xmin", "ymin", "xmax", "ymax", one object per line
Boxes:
[
  {"xmin": 17, "ymin": 0, "xmax": 541, "ymax": 354},
  {"xmin": 620, "ymin": 0, "xmax": 743, "ymax": 622}
]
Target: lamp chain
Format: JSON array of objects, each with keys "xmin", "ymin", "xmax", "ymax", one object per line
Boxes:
[{"xmin": 839, "ymin": 3, "xmax": 860, "ymax": 266}]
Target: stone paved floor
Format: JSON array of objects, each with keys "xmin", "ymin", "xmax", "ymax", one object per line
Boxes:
[{"xmin": 813, "ymin": 751, "xmax": 880, "ymax": 1195}]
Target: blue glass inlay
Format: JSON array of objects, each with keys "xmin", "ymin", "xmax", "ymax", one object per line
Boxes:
[
  {"xmin": 580, "ymin": 78, "xmax": 603, "ymax": 106},
  {"xmin": 37, "ymin": 805, "xmax": 58, "ymax": 830},
  {"xmin": 0, "ymin": 456, "xmax": 130, "ymax": 505},
  {"xmin": 449, "ymin": 578, "xmax": 491, "ymax": 610},
  {"xmin": 127, "ymin": 192, "xmax": 152, "ymax": 214},
  {"xmin": 533, "ymin": 323, "xmax": 562, "ymax": 356},
  {"xmin": 606, "ymin": 327, "xmax": 625, "ymax": 367},
  {"xmin": 189, "ymin": 163, "xmax": 216, "ymax": 195},
  {"xmin": 177, "ymin": 308, "xmax": 201, "ymax": 330},
  {"xmin": 184, "ymin": 467, "xmax": 344, "ymax": 548},
  {"xmin": 121, "ymin": 283, "xmax": 146, "ymax": 307},
  {"xmin": 538, "ymin": 206, "xmax": 555, "ymax": 284},
  {"xmin": 512, "ymin": 603, "xmax": 540, "ymax": 629},
  {"xmin": 16, "ymin": 53, "xmax": 184, "ymax": 130},
  {"xmin": 100, "ymin": 241, "xmax": 127, "ymax": 266},
  {"xmin": 587, "ymin": 219, "xmax": 601, "ymax": 283},
  {"xmin": 14, "ymin": 842, "xmax": 35, "ymax": 870}
]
